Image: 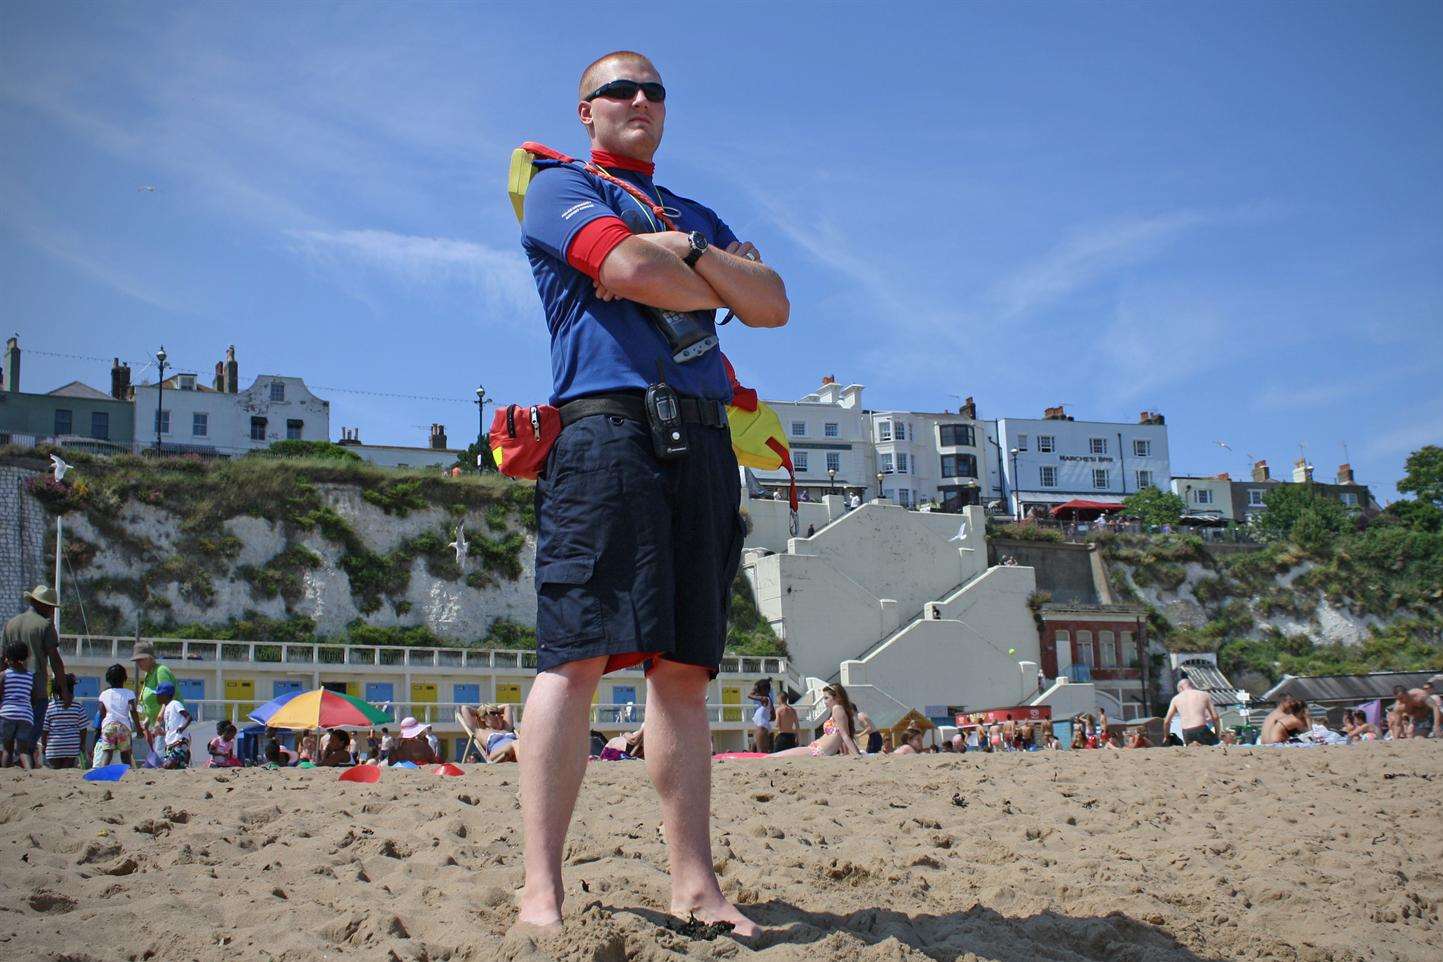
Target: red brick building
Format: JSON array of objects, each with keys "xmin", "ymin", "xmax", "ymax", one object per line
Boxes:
[{"xmin": 1037, "ymin": 604, "xmax": 1149, "ymax": 719}]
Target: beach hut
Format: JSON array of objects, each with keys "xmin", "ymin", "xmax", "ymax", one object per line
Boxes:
[{"xmin": 885, "ymin": 708, "xmax": 939, "ymax": 749}]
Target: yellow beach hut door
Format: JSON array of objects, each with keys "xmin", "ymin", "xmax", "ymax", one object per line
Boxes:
[
  {"xmin": 225, "ymin": 678, "xmax": 255, "ymax": 721},
  {"xmin": 411, "ymin": 682, "xmax": 438, "ymax": 723},
  {"xmin": 722, "ymin": 686, "xmax": 742, "ymax": 723},
  {"xmin": 496, "ymin": 682, "xmax": 521, "ymax": 707}
]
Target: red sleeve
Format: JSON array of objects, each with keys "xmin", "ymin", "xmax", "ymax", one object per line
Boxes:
[{"xmin": 565, "ymin": 216, "xmax": 633, "ymax": 280}]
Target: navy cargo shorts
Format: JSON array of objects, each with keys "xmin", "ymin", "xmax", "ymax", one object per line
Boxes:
[{"xmin": 533, "ymin": 410, "xmax": 743, "ymax": 678}]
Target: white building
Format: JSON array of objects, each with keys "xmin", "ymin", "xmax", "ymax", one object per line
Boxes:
[
  {"xmin": 337, "ymin": 425, "xmax": 465, "ymax": 470},
  {"xmin": 1170, "ymin": 474, "xmax": 1235, "ymax": 522},
  {"xmin": 131, "ymin": 346, "xmax": 330, "ymax": 456},
  {"xmin": 870, "ymin": 397, "xmax": 1002, "ymax": 509},
  {"xmin": 750, "ymin": 376, "xmax": 874, "ymax": 501},
  {"xmin": 996, "ymin": 407, "xmax": 1171, "ymax": 518}
]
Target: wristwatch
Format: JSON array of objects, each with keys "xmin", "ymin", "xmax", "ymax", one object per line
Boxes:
[{"xmin": 682, "ymin": 230, "xmax": 708, "ymax": 268}]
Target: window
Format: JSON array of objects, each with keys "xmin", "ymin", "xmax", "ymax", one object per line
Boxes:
[
  {"xmin": 939, "ymin": 424, "xmax": 975, "ymax": 447},
  {"xmin": 1093, "ymin": 468, "xmax": 1109, "ymax": 489},
  {"xmin": 1133, "ymin": 439, "xmax": 1151, "ymax": 457},
  {"xmin": 1248, "ymin": 489, "xmax": 1265, "ymax": 507},
  {"xmin": 941, "ymin": 453, "xmax": 978, "ymax": 478},
  {"xmin": 286, "ymin": 419, "xmax": 304, "ymax": 440},
  {"xmin": 877, "ymin": 420, "xmax": 892, "ymax": 441},
  {"xmin": 1195, "ymin": 489, "xmax": 1214, "ymax": 505},
  {"xmin": 1340, "ymin": 492, "xmax": 1358, "ymax": 506},
  {"xmin": 90, "ymin": 411, "xmax": 109, "ymax": 439},
  {"xmin": 1136, "ymin": 470, "xmax": 1154, "ymax": 489},
  {"xmin": 896, "ymin": 452, "xmax": 909, "ymax": 474},
  {"xmin": 894, "ymin": 422, "xmax": 906, "ymax": 441},
  {"xmin": 250, "ymin": 416, "xmax": 267, "ymax": 441},
  {"xmin": 1121, "ymin": 631, "xmax": 1137, "ymax": 666},
  {"xmin": 192, "ymin": 412, "xmax": 208, "ymax": 437},
  {"xmin": 1055, "ymin": 629, "xmax": 1070, "ymax": 655},
  {"xmin": 1077, "ymin": 631, "xmax": 1095, "ymax": 667},
  {"xmin": 1099, "ymin": 630, "xmax": 1117, "ymax": 667},
  {"xmin": 791, "ymin": 420, "xmax": 806, "ymax": 437},
  {"xmin": 824, "ymin": 422, "xmax": 839, "ymax": 438},
  {"xmin": 1016, "ymin": 434, "xmax": 1028, "ymax": 451},
  {"xmin": 269, "ymin": 382, "xmax": 285, "ymax": 402},
  {"xmin": 1037, "ymin": 434, "xmax": 1055, "ymax": 453},
  {"xmin": 880, "ymin": 453, "xmax": 894, "ymax": 474},
  {"xmin": 1039, "ymin": 465, "xmax": 1058, "ymax": 487},
  {"xmin": 793, "ymin": 451, "xmax": 809, "ymax": 472},
  {"xmin": 826, "ymin": 451, "xmax": 841, "ymax": 473},
  {"xmin": 154, "ymin": 409, "xmax": 170, "ymax": 434},
  {"xmin": 178, "ymin": 374, "xmax": 195, "ymax": 391},
  {"xmin": 897, "ymin": 488, "xmax": 913, "ymax": 507},
  {"xmin": 1089, "ymin": 437, "xmax": 1108, "ymax": 455},
  {"xmin": 54, "ymin": 409, "xmax": 72, "ymax": 435}
]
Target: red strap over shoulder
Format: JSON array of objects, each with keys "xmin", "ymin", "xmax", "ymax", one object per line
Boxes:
[{"xmin": 520, "ymin": 141, "xmax": 678, "ymax": 231}]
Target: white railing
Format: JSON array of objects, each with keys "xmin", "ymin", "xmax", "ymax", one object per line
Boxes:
[
  {"xmin": 162, "ymin": 699, "xmax": 755, "ymax": 729},
  {"xmin": 60, "ymin": 635, "xmax": 788, "ymax": 678}
]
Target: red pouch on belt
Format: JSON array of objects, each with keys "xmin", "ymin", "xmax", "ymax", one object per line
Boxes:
[{"xmin": 488, "ymin": 403, "xmax": 561, "ymax": 480}]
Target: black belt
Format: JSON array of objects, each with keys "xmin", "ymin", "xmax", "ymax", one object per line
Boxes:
[{"xmin": 559, "ymin": 393, "xmax": 728, "ymax": 429}]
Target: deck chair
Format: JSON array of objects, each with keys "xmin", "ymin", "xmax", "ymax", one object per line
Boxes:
[{"xmin": 456, "ymin": 707, "xmax": 488, "ymax": 764}]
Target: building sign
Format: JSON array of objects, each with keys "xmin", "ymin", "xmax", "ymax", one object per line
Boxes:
[
  {"xmin": 1059, "ymin": 455, "xmax": 1114, "ymax": 463},
  {"xmin": 955, "ymin": 705, "xmax": 1052, "ymax": 725}
]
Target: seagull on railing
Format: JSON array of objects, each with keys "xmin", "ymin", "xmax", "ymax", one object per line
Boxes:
[{"xmin": 449, "ymin": 522, "xmax": 469, "ymax": 569}]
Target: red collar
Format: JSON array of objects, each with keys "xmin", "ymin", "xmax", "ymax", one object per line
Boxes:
[{"xmin": 590, "ymin": 149, "xmax": 654, "ymax": 176}]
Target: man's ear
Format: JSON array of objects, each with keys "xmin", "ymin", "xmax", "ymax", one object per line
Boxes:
[{"xmin": 578, "ymin": 100, "xmax": 594, "ymax": 132}]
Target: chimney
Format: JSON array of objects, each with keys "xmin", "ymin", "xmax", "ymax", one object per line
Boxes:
[
  {"xmin": 1214, "ymin": 472, "xmax": 1231, "ymax": 481},
  {"xmin": 213, "ymin": 361, "xmax": 225, "ymax": 391},
  {"xmin": 1337, "ymin": 463, "xmax": 1354, "ymax": 485},
  {"xmin": 110, "ymin": 358, "xmax": 132, "ymax": 400},
  {"xmin": 1043, "ymin": 405, "xmax": 1066, "ymax": 421},
  {"xmin": 821, "ymin": 375, "xmax": 835, "ymax": 385},
  {"xmin": 3, "ymin": 335, "xmax": 18, "ymax": 393},
  {"xmin": 337, "ymin": 427, "xmax": 361, "ymax": 446},
  {"xmin": 223, "ymin": 345, "xmax": 238, "ymax": 393},
  {"xmin": 1252, "ymin": 460, "xmax": 1270, "ymax": 482},
  {"xmin": 1292, "ymin": 458, "xmax": 1314, "ymax": 483},
  {"xmin": 1138, "ymin": 410, "xmax": 1166, "ymax": 425},
  {"xmin": 429, "ymin": 424, "xmax": 447, "ymax": 449},
  {"xmin": 960, "ymin": 395, "xmax": 977, "ymax": 419}
]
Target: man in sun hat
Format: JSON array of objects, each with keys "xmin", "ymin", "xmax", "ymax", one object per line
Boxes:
[
  {"xmin": 388, "ymin": 716, "xmax": 438, "ymax": 766},
  {"xmin": 4, "ymin": 585, "xmax": 70, "ymax": 764},
  {"xmin": 130, "ymin": 639, "xmax": 178, "ymax": 731}
]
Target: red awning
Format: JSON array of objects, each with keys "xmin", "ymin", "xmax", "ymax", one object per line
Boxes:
[{"xmin": 1049, "ymin": 499, "xmax": 1125, "ymax": 517}]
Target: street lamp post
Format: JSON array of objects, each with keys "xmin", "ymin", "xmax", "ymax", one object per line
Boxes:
[
  {"xmin": 876, "ymin": 471, "xmax": 885, "ymax": 501},
  {"xmin": 154, "ymin": 346, "xmax": 168, "ymax": 453},
  {"xmin": 1009, "ymin": 448, "xmax": 1021, "ymax": 521},
  {"xmin": 827, "ymin": 467, "xmax": 837, "ymax": 495},
  {"xmin": 474, "ymin": 386, "xmax": 492, "ymax": 471},
  {"xmin": 49, "ymin": 454, "xmax": 71, "ymax": 637}
]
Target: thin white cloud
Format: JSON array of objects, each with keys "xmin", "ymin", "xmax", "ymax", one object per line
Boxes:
[
  {"xmin": 284, "ymin": 228, "xmax": 539, "ymax": 323},
  {"xmin": 1365, "ymin": 399, "xmax": 1443, "ymax": 460}
]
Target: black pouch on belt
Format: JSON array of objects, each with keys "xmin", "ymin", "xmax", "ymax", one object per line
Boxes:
[{"xmin": 644, "ymin": 366, "xmax": 689, "ymax": 461}]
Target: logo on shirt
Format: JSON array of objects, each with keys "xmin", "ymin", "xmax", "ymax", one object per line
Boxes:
[{"xmin": 562, "ymin": 201, "xmax": 595, "ymax": 220}]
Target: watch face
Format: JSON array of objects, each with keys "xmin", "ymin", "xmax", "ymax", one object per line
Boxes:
[{"xmin": 691, "ymin": 231, "xmax": 708, "ymax": 252}]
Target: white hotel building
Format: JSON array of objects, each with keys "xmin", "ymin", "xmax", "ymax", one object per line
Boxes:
[
  {"xmin": 996, "ymin": 408, "xmax": 1172, "ymax": 518},
  {"xmin": 747, "ymin": 376, "xmax": 876, "ymax": 500},
  {"xmin": 869, "ymin": 397, "xmax": 1003, "ymax": 509}
]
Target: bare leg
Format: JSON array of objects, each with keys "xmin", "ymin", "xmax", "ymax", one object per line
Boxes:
[
  {"xmin": 644, "ymin": 660, "xmax": 758, "ymax": 937},
  {"xmin": 516, "ymin": 656, "xmax": 607, "ymax": 929}
]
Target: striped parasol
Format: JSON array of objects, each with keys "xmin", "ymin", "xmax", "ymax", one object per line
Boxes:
[{"xmin": 264, "ymin": 688, "xmax": 391, "ymax": 730}]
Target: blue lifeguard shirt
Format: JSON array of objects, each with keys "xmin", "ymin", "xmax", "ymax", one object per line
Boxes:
[{"xmin": 521, "ymin": 160, "xmax": 738, "ymax": 405}]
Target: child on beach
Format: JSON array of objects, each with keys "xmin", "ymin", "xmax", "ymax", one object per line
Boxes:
[
  {"xmin": 1, "ymin": 641, "xmax": 37, "ymax": 769},
  {"xmin": 207, "ymin": 722, "xmax": 242, "ymax": 767},
  {"xmin": 155, "ymin": 682, "xmax": 191, "ymax": 769},
  {"xmin": 94, "ymin": 664, "xmax": 143, "ymax": 767},
  {"xmin": 41, "ymin": 673, "xmax": 88, "ymax": 768}
]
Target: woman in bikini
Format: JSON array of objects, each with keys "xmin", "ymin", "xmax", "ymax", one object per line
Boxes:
[
  {"xmin": 481, "ymin": 704, "xmax": 520, "ymax": 763},
  {"xmin": 774, "ymin": 684, "xmax": 862, "ymax": 757},
  {"xmin": 747, "ymin": 679, "xmax": 774, "ymax": 753}
]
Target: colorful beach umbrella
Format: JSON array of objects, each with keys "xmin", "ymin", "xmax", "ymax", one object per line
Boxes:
[
  {"xmin": 264, "ymin": 688, "xmax": 391, "ymax": 730},
  {"xmin": 247, "ymin": 688, "xmax": 303, "ymax": 725}
]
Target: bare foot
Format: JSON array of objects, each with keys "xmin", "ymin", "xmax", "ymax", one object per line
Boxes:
[
  {"xmin": 515, "ymin": 883, "xmax": 564, "ymax": 932},
  {"xmin": 670, "ymin": 897, "xmax": 759, "ymax": 939},
  {"xmin": 507, "ymin": 918, "xmax": 563, "ymax": 940}
]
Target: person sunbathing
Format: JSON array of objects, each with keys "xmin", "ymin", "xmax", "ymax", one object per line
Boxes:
[
  {"xmin": 477, "ymin": 704, "xmax": 520, "ymax": 763},
  {"xmin": 891, "ymin": 728, "xmax": 925, "ymax": 755},
  {"xmin": 773, "ymin": 684, "xmax": 862, "ymax": 757},
  {"xmin": 1126, "ymin": 727, "xmax": 1152, "ymax": 749},
  {"xmin": 319, "ymin": 729, "xmax": 353, "ymax": 766},
  {"xmin": 1342, "ymin": 709, "xmax": 1377, "ymax": 743},
  {"xmin": 603, "ymin": 728, "xmax": 644, "ymax": 760},
  {"xmin": 1261, "ymin": 697, "xmax": 1310, "ymax": 744}
]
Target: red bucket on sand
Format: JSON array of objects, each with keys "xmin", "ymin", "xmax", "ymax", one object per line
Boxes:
[
  {"xmin": 339, "ymin": 766, "xmax": 381, "ymax": 783},
  {"xmin": 434, "ymin": 763, "xmax": 464, "ymax": 777}
]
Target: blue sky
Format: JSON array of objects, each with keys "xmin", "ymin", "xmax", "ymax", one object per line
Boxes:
[{"xmin": 2, "ymin": 2, "xmax": 1439, "ymax": 498}]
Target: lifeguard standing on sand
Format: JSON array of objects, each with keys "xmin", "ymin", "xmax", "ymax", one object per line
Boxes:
[{"xmin": 513, "ymin": 51, "xmax": 788, "ymax": 935}]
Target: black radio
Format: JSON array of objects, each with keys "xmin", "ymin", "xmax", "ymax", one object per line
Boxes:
[{"xmin": 644, "ymin": 363, "xmax": 689, "ymax": 461}]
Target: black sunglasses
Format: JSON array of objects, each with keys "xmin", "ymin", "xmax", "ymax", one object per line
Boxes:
[{"xmin": 585, "ymin": 79, "xmax": 666, "ymax": 103}]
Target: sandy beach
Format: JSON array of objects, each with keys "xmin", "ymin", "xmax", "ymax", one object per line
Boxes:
[{"xmin": 2, "ymin": 742, "xmax": 1438, "ymax": 962}]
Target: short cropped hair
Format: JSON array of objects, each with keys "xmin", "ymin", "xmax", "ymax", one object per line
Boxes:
[{"xmin": 579, "ymin": 50, "xmax": 658, "ymax": 100}]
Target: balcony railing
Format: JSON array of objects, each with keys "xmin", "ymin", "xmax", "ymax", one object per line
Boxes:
[{"xmin": 59, "ymin": 635, "xmax": 787, "ymax": 678}]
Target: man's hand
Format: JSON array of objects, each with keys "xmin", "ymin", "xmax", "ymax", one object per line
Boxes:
[{"xmin": 726, "ymin": 240, "xmax": 762, "ymax": 263}]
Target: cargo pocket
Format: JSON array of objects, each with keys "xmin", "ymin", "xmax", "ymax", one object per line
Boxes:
[{"xmin": 536, "ymin": 557, "xmax": 603, "ymax": 643}]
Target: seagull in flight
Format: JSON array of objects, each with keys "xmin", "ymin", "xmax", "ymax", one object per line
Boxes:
[
  {"xmin": 449, "ymin": 521, "xmax": 469, "ymax": 569},
  {"xmin": 1214, "ymin": 440, "xmax": 1231, "ymax": 451},
  {"xmin": 137, "ymin": 186, "xmax": 156, "ymax": 192},
  {"xmin": 50, "ymin": 453, "xmax": 72, "ymax": 482},
  {"xmin": 949, "ymin": 519, "xmax": 969, "ymax": 543}
]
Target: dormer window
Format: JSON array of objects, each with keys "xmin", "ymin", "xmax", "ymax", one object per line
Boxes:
[
  {"xmin": 269, "ymin": 381, "xmax": 286, "ymax": 402},
  {"xmin": 178, "ymin": 374, "xmax": 196, "ymax": 391}
]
